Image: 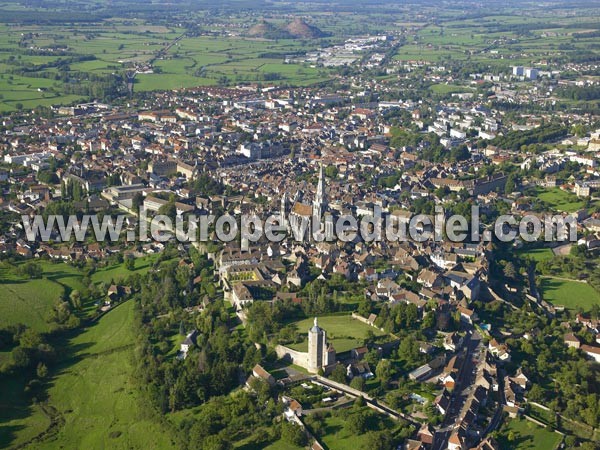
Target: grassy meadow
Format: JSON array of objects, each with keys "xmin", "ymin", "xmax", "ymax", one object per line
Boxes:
[
  {"xmin": 540, "ymin": 277, "xmax": 600, "ymax": 311},
  {"xmin": 287, "ymin": 314, "xmax": 386, "ymax": 353},
  {"xmin": 0, "ymin": 254, "xmax": 182, "ymax": 449},
  {"xmin": 516, "ymin": 247, "xmax": 555, "ymax": 263},
  {"xmin": 0, "ymin": 255, "xmax": 166, "ymax": 331},
  {"xmin": 497, "ymin": 417, "xmax": 562, "ymax": 450},
  {"xmin": 10, "ymin": 301, "xmax": 175, "ymax": 450},
  {"xmin": 0, "ymin": 264, "xmax": 65, "ymax": 332}
]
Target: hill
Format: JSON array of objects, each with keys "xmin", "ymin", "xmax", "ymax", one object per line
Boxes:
[
  {"xmin": 285, "ymin": 18, "xmax": 326, "ymax": 39},
  {"xmin": 246, "ymin": 18, "xmax": 326, "ymax": 40},
  {"xmin": 247, "ymin": 19, "xmax": 292, "ymax": 39}
]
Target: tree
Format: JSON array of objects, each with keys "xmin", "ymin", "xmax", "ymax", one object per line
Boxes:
[
  {"xmin": 329, "ymin": 364, "xmax": 347, "ymax": 383},
  {"xmin": 18, "ymin": 262, "xmax": 43, "ymax": 279},
  {"xmin": 350, "ymin": 376, "xmax": 365, "ymax": 391},
  {"xmin": 281, "ymin": 422, "xmax": 307, "ymax": 446},
  {"xmin": 365, "ymin": 431, "xmax": 394, "ymax": 450},
  {"xmin": 505, "ymin": 173, "xmax": 517, "ymax": 194},
  {"xmin": 125, "ymin": 257, "xmax": 136, "ymax": 271},
  {"xmin": 346, "ymin": 410, "xmax": 367, "ymax": 433},
  {"xmin": 69, "ymin": 290, "xmax": 82, "ymax": 309},
  {"xmin": 202, "ymin": 435, "xmax": 232, "ymax": 450},
  {"xmin": 376, "ymin": 359, "xmax": 394, "ymax": 388},
  {"xmin": 37, "ymin": 362, "xmax": 48, "ymax": 379},
  {"xmin": 570, "ymin": 244, "xmax": 588, "ymax": 259},
  {"xmin": 502, "ymin": 261, "xmax": 516, "ymax": 280},
  {"xmin": 11, "ymin": 346, "xmax": 31, "ymax": 368},
  {"xmin": 507, "ymin": 430, "xmax": 516, "ymax": 443},
  {"xmin": 324, "ymin": 165, "xmax": 338, "ymax": 179}
]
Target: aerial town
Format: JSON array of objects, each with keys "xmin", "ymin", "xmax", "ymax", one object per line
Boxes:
[{"xmin": 0, "ymin": 1, "xmax": 599, "ymax": 450}]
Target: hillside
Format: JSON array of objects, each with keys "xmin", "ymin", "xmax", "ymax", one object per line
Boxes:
[
  {"xmin": 246, "ymin": 18, "xmax": 325, "ymax": 39},
  {"xmin": 247, "ymin": 19, "xmax": 291, "ymax": 39},
  {"xmin": 285, "ymin": 18, "xmax": 326, "ymax": 39}
]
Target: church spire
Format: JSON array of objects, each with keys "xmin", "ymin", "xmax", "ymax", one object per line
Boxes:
[{"xmin": 313, "ymin": 163, "xmax": 326, "ymax": 223}]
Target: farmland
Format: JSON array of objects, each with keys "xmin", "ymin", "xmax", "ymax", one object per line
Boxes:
[
  {"xmin": 393, "ymin": 12, "xmax": 600, "ymax": 69},
  {"xmin": 1, "ymin": 4, "xmax": 599, "ymax": 110},
  {"xmin": 0, "ymin": 19, "xmax": 334, "ymax": 110}
]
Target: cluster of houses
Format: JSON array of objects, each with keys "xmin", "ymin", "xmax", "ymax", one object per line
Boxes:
[{"xmin": 2, "ymin": 48, "xmax": 600, "ymax": 450}]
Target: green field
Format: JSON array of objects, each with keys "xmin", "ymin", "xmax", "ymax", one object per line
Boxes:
[
  {"xmin": 498, "ymin": 418, "xmax": 562, "ymax": 450},
  {"xmin": 430, "ymin": 83, "xmax": 473, "ymax": 95},
  {"xmin": 393, "ymin": 12, "xmax": 600, "ymax": 69},
  {"xmin": 517, "ymin": 247, "xmax": 555, "ymax": 263},
  {"xmin": 89, "ymin": 253, "xmax": 162, "ymax": 285},
  {"xmin": 540, "ymin": 277, "xmax": 600, "ymax": 311},
  {"xmin": 0, "ymin": 20, "xmax": 333, "ymax": 109},
  {"xmin": 287, "ymin": 314, "xmax": 386, "ymax": 353},
  {"xmin": 319, "ymin": 414, "xmax": 373, "ymax": 450},
  {"xmin": 0, "ymin": 265, "xmax": 65, "ymax": 332},
  {"xmin": 0, "ymin": 255, "xmax": 168, "ymax": 332},
  {"xmin": 0, "ymin": 301, "xmax": 176, "ymax": 450},
  {"xmin": 532, "ymin": 188, "xmax": 585, "ymax": 213},
  {"xmin": 316, "ymin": 411, "xmax": 403, "ymax": 450}
]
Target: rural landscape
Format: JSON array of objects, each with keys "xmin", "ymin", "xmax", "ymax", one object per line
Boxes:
[{"xmin": 0, "ymin": 0, "xmax": 600, "ymax": 449}]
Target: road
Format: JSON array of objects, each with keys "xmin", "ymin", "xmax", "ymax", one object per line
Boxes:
[{"xmin": 433, "ymin": 327, "xmax": 483, "ymax": 450}]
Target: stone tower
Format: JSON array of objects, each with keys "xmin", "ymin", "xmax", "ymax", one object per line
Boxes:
[{"xmin": 307, "ymin": 317, "xmax": 335, "ymax": 373}]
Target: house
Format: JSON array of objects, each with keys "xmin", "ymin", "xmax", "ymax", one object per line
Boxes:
[
  {"xmin": 444, "ymin": 332, "xmax": 464, "ymax": 352},
  {"xmin": 351, "ymin": 346, "xmax": 368, "ymax": 361},
  {"xmin": 576, "ymin": 314, "xmax": 599, "ymax": 333},
  {"xmin": 346, "ymin": 361, "xmax": 374, "ymax": 379},
  {"xmin": 581, "ymin": 344, "xmax": 600, "ymax": 363},
  {"xmin": 285, "ymin": 399, "xmax": 303, "ymax": 419},
  {"xmin": 511, "ymin": 368, "xmax": 530, "ymax": 391},
  {"xmin": 439, "ymin": 353, "xmax": 463, "ymax": 389},
  {"xmin": 448, "ymin": 431, "xmax": 465, "ymax": 450},
  {"xmin": 404, "ymin": 440, "xmax": 424, "ymax": 450},
  {"xmin": 488, "ymin": 339, "xmax": 511, "ymax": 362},
  {"xmin": 417, "ymin": 423, "xmax": 435, "ymax": 446},
  {"xmin": 441, "ymin": 373, "xmax": 456, "ymax": 390},
  {"xmin": 564, "ymin": 333, "xmax": 581, "ymax": 349},
  {"xmin": 457, "ymin": 306, "xmax": 478, "ymax": 324},
  {"xmin": 105, "ymin": 284, "xmax": 132, "ymax": 305},
  {"xmin": 231, "ymin": 283, "xmax": 255, "ymax": 310},
  {"xmin": 409, "ymin": 364, "xmax": 433, "ymax": 381},
  {"xmin": 504, "ymin": 375, "xmax": 521, "ymax": 407},
  {"xmin": 503, "ymin": 405, "xmax": 521, "ymax": 418},
  {"xmin": 252, "ymin": 364, "xmax": 276, "ymax": 386},
  {"xmin": 367, "ymin": 313, "xmax": 378, "ymax": 326},
  {"xmin": 179, "ymin": 330, "xmax": 198, "ymax": 360},
  {"xmin": 417, "ymin": 269, "xmax": 443, "ymax": 288},
  {"xmin": 434, "ymin": 389, "xmax": 451, "ymax": 415}
]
